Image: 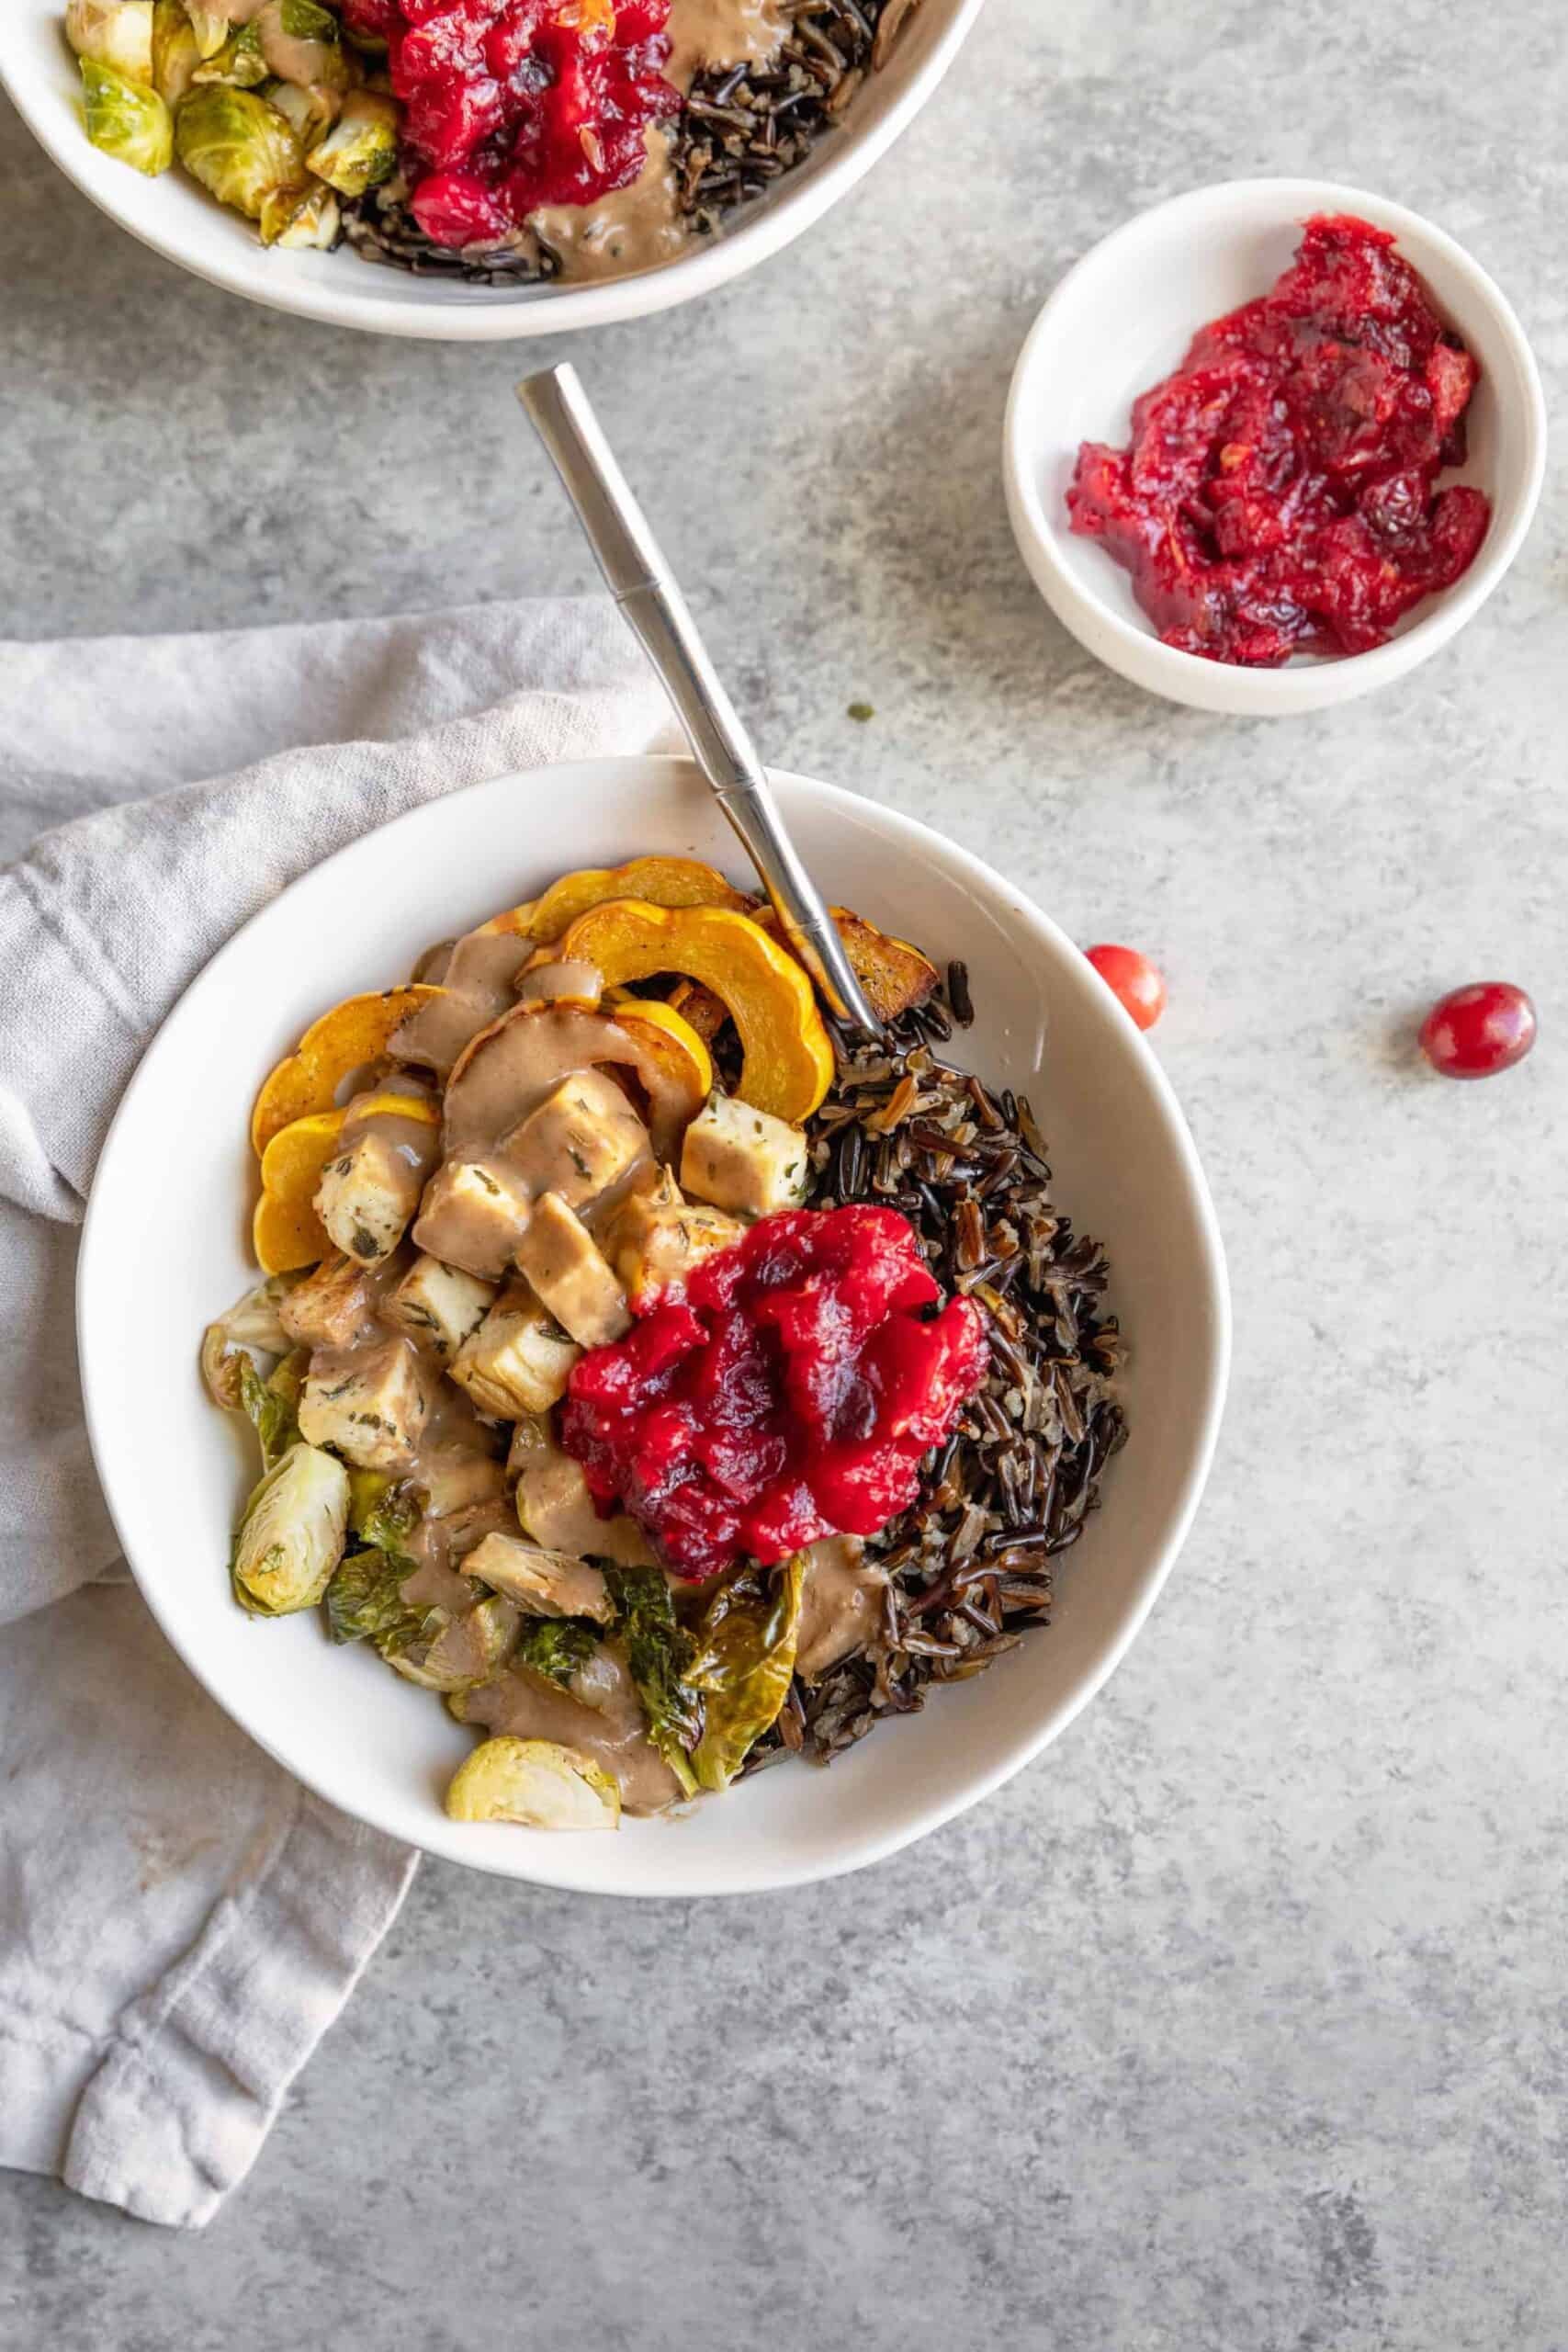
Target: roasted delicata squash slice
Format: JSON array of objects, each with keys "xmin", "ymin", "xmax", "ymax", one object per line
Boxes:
[
  {"xmin": 603, "ymin": 990, "xmax": 715, "ymax": 1109},
  {"xmin": 253, "ymin": 1091, "xmax": 436, "ymax": 1275},
  {"xmin": 757, "ymin": 905, "xmax": 941, "ymax": 1023},
  {"xmin": 445, "ymin": 1736, "xmax": 622, "ymax": 1830},
  {"xmin": 251, "ymin": 987, "xmax": 443, "ymax": 1154},
  {"xmin": 479, "ymin": 854, "xmax": 751, "ymax": 944},
  {"xmin": 543, "ymin": 901, "xmax": 835, "ymax": 1121}
]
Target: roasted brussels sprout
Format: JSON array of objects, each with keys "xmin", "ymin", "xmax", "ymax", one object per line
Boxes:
[
  {"xmin": 388, "ymin": 1595, "xmax": 519, "ymax": 1693},
  {"xmin": 513, "ymin": 1617, "xmax": 601, "ymax": 1689},
  {"xmin": 80, "ymin": 56, "xmax": 173, "ymax": 172},
  {"xmin": 304, "ymin": 86, "xmax": 396, "ymax": 196},
  {"xmin": 182, "ymin": 1, "xmax": 231, "ymax": 58},
  {"xmin": 445, "ymin": 1737, "xmax": 621, "ymax": 1831},
  {"xmin": 232, "ymin": 1442, "xmax": 350, "ymax": 1616},
  {"xmin": 175, "ymin": 83, "xmax": 304, "ymax": 220},
  {"xmin": 237, "ymin": 1352, "xmax": 304, "ymax": 1470},
  {"xmin": 324, "ymin": 1545, "xmax": 426, "ymax": 1651},
  {"xmin": 260, "ymin": 0, "xmax": 350, "ymax": 89},
  {"xmin": 605, "ymin": 1564, "xmax": 702, "ymax": 1798},
  {"xmin": 263, "ymin": 178, "xmax": 340, "ymax": 247},
  {"xmin": 685, "ymin": 1555, "xmax": 807, "ymax": 1792},
  {"xmin": 191, "ymin": 19, "xmax": 267, "ymax": 86},
  {"xmin": 151, "ymin": 0, "xmax": 200, "ymax": 101},
  {"xmin": 66, "ymin": 0, "xmax": 154, "ymax": 83},
  {"xmin": 260, "ymin": 72, "xmax": 338, "ymax": 149},
  {"xmin": 199, "ymin": 1272, "xmax": 295, "ymax": 1408},
  {"xmin": 346, "ymin": 1472, "xmax": 420, "ymax": 1555}
]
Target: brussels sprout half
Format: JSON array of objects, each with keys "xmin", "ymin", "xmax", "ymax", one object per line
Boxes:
[
  {"xmin": 151, "ymin": 0, "xmax": 200, "ymax": 102},
  {"xmin": 183, "ymin": 0, "xmax": 231, "ymax": 58},
  {"xmin": 261, "ymin": 72, "xmax": 340, "ymax": 150},
  {"xmin": 685, "ymin": 1554, "xmax": 807, "ymax": 1792},
  {"xmin": 262, "ymin": 179, "xmax": 341, "ymax": 248},
  {"xmin": 232, "ymin": 1442, "xmax": 350, "ymax": 1617},
  {"xmin": 192, "ymin": 19, "xmax": 267, "ymax": 86},
  {"xmin": 81, "ymin": 57, "xmax": 173, "ymax": 173},
  {"xmin": 304, "ymin": 86, "xmax": 397, "ymax": 197},
  {"xmin": 66, "ymin": 0, "xmax": 154, "ymax": 85},
  {"xmin": 175, "ymin": 83, "xmax": 304, "ymax": 220},
  {"xmin": 445, "ymin": 1737, "xmax": 621, "ymax": 1831},
  {"xmin": 387, "ymin": 1595, "xmax": 519, "ymax": 1693}
]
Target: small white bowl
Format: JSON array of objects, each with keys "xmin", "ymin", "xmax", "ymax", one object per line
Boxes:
[
  {"xmin": 1003, "ymin": 178, "xmax": 1548, "ymax": 717},
  {"xmin": 77, "ymin": 755, "xmax": 1230, "ymax": 1898},
  {"xmin": 0, "ymin": 0, "xmax": 984, "ymax": 340}
]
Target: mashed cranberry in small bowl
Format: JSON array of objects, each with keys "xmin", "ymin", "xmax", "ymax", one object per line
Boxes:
[
  {"xmin": 1066, "ymin": 215, "xmax": 1491, "ymax": 668},
  {"xmin": 1003, "ymin": 179, "xmax": 1547, "ymax": 717}
]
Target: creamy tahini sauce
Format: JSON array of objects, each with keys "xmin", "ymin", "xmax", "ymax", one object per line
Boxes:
[
  {"xmin": 514, "ymin": 1435, "xmax": 657, "ymax": 1567},
  {"xmin": 795, "ymin": 1537, "xmax": 889, "ymax": 1681},
  {"xmin": 462, "ymin": 1647, "xmax": 681, "ymax": 1815},
  {"xmin": 531, "ymin": 130, "xmax": 688, "ymax": 285},
  {"xmin": 393, "ymin": 929, "xmax": 535, "ymax": 1078},
  {"xmin": 666, "ymin": 0, "xmax": 788, "ymax": 87}
]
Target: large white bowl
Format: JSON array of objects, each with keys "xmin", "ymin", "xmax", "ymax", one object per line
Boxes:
[
  {"xmin": 78, "ymin": 756, "xmax": 1229, "ymax": 1896},
  {"xmin": 1004, "ymin": 178, "xmax": 1548, "ymax": 717},
  {"xmin": 1, "ymin": 0, "xmax": 984, "ymax": 339}
]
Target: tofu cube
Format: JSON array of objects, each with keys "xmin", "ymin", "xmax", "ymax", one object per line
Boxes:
[
  {"xmin": 604, "ymin": 1173, "xmax": 745, "ymax": 1297},
  {"xmin": 680, "ymin": 1091, "xmax": 810, "ymax": 1221},
  {"xmin": 513, "ymin": 1192, "xmax": 630, "ymax": 1348},
  {"xmin": 383, "ymin": 1253, "xmax": 496, "ymax": 1363},
  {"xmin": 464, "ymin": 1532, "xmax": 613, "ymax": 1623},
  {"xmin": 412, "ymin": 1158, "xmax": 532, "ymax": 1282},
  {"xmin": 313, "ymin": 1133, "xmax": 423, "ymax": 1265},
  {"xmin": 504, "ymin": 1069, "xmax": 648, "ymax": 1212},
  {"xmin": 277, "ymin": 1253, "xmax": 378, "ymax": 1351},
  {"xmin": 298, "ymin": 1337, "xmax": 429, "ymax": 1474},
  {"xmin": 449, "ymin": 1286, "xmax": 581, "ymax": 1419}
]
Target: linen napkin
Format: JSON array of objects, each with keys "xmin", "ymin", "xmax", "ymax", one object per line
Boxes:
[{"xmin": 0, "ymin": 595, "xmax": 671, "ymax": 2228}]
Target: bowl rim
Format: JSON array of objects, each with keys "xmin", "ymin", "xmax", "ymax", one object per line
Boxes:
[
  {"xmin": 77, "ymin": 753, "xmax": 1232, "ymax": 1896},
  {"xmin": 0, "ymin": 0, "xmax": 987, "ymax": 341},
  {"xmin": 1003, "ymin": 175, "xmax": 1549, "ymax": 716}
]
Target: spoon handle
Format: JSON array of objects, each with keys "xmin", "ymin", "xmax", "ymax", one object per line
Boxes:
[{"xmin": 516, "ymin": 362, "xmax": 886, "ymax": 1041}]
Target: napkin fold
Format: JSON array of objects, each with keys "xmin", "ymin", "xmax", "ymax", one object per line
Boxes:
[{"xmin": 0, "ymin": 596, "xmax": 670, "ymax": 2228}]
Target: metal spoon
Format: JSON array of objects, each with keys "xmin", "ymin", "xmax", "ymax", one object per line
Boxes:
[{"xmin": 516, "ymin": 363, "xmax": 886, "ymax": 1042}]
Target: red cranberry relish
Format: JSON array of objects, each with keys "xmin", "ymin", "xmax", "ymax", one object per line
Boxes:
[
  {"xmin": 1067, "ymin": 215, "xmax": 1491, "ymax": 665},
  {"xmin": 341, "ymin": 0, "xmax": 678, "ymax": 250},
  {"xmin": 559, "ymin": 1204, "xmax": 990, "ymax": 1579}
]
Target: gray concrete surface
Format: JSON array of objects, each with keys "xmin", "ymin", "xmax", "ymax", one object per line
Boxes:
[{"xmin": 3, "ymin": 1, "xmax": 1567, "ymax": 2344}]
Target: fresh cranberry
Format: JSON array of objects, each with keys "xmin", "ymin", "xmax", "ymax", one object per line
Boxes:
[
  {"xmin": 1086, "ymin": 944, "xmax": 1167, "ymax": 1032},
  {"xmin": 559, "ymin": 1204, "xmax": 989, "ymax": 1578},
  {"xmin": 1419, "ymin": 983, "xmax": 1537, "ymax": 1079}
]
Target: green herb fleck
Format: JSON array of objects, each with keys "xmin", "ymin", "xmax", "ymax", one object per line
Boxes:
[{"xmin": 847, "ymin": 701, "xmax": 875, "ymax": 724}]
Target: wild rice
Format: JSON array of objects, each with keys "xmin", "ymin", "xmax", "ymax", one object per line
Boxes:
[{"xmin": 749, "ymin": 975, "xmax": 1127, "ymax": 1770}]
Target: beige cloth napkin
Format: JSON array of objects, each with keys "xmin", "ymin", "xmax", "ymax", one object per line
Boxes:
[{"xmin": 0, "ymin": 596, "xmax": 669, "ymax": 2226}]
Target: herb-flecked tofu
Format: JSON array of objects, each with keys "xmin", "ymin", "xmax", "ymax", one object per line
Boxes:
[
  {"xmin": 513, "ymin": 1191, "xmax": 629, "ymax": 1348},
  {"xmin": 314, "ymin": 1133, "xmax": 424, "ymax": 1265},
  {"xmin": 412, "ymin": 1158, "xmax": 533, "ymax": 1282},
  {"xmin": 449, "ymin": 1286, "xmax": 581, "ymax": 1419},
  {"xmin": 384, "ymin": 1253, "xmax": 496, "ymax": 1362},
  {"xmin": 298, "ymin": 1336, "xmax": 429, "ymax": 1474},
  {"xmin": 680, "ymin": 1091, "xmax": 810, "ymax": 1221}
]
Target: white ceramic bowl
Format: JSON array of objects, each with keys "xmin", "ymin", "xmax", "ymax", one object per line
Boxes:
[
  {"xmin": 1004, "ymin": 178, "xmax": 1547, "ymax": 718},
  {"xmin": 1, "ymin": 0, "xmax": 984, "ymax": 339},
  {"xmin": 78, "ymin": 756, "xmax": 1229, "ymax": 1896}
]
